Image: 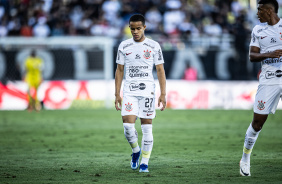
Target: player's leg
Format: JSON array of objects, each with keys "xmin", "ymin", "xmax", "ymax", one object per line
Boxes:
[
  {"xmin": 34, "ymin": 83, "xmax": 41, "ymax": 111},
  {"xmin": 139, "ymin": 118, "xmax": 153, "ymax": 173},
  {"xmin": 27, "ymin": 86, "xmax": 34, "ymax": 111},
  {"xmin": 31, "ymin": 86, "xmax": 37, "ymax": 110},
  {"xmin": 240, "ymin": 84, "xmax": 281, "ymax": 176},
  {"xmin": 29, "ymin": 80, "xmax": 39, "ymax": 111},
  {"xmin": 26, "ymin": 79, "xmax": 34, "ymax": 111},
  {"xmin": 138, "ymin": 96, "xmax": 155, "ymax": 172},
  {"xmin": 121, "ymin": 96, "xmax": 141, "ymax": 170},
  {"xmin": 122, "ymin": 115, "xmax": 140, "ymax": 153},
  {"xmin": 240, "ymin": 113, "xmax": 267, "ymax": 176}
]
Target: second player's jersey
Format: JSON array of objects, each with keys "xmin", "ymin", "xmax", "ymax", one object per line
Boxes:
[
  {"xmin": 25, "ymin": 56, "xmax": 43, "ymax": 82},
  {"xmin": 116, "ymin": 37, "xmax": 164, "ymax": 96},
  {"xmin": 250, "ymin": 19, "xmax": 282, "ymax": 85}
]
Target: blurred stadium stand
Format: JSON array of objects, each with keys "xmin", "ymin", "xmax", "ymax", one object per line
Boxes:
[
  {"xmin": 1, "ymin": 0, "xmax": 282, "ymax": 110},
  {"xmin": 0, "ymin": 0, "xmax": 274, "ymax": 81}
]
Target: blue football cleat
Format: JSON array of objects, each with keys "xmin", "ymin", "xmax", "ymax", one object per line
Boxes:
[
  {"xmin": 139, "ymin": 164, "xmax": 149, "ymax": 172},
  {"xmin": 131, "ymin": 150, "xmax": 141, "ymax": 170}
]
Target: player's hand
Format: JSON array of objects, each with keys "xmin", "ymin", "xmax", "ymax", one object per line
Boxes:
[
  {"xmin": 158, "ymin": 94, "xmax": 166, "ymax": 111},
  {"xmin": 115, "ymin": 95, "xmax": 122, "ymax": 111},
  {"xmin": 270, "ymin": 49, "xmax": 282, "ymax": 58}
]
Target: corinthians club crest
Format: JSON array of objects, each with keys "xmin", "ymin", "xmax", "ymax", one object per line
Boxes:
[
  {"xmin": 125, "ymin": 102, "xmax": 133, "ymax": 112},
  {"xmin": 257, "ymin": 100, "xmax": 266, "ymax": 110},
  {"xmin": 143, "ymin": 49, "xmax": 151, "ymax": 59}
]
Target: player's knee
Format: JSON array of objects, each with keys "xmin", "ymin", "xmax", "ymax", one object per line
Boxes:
[
  {"xmin": 141, "ymin": 124, "xmax": 153, "ymax": 134},
  {"xmin": 123, "ymin": 123, "xmax": 138, "ymax": 143},
  {"xmin": 140, "ymin": 119, "xmax": 152, "ymax": 125},
  {"xmin": 252, "ymin": 120, "xmax": 264, "ymax": 132},
  {"xmin": 123, "ymin": 123, "xmax": 134, "ymax": 130}
]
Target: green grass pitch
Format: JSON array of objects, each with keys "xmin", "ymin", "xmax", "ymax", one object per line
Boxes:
[{"xmin": 0, "ymin": 109, "xmax": 282, "ymax": 184}]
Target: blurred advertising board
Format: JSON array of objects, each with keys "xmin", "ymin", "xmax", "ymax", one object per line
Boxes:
[{"xmin": 1, "ymin": 80, "xmax": 281, "ymax": 110}]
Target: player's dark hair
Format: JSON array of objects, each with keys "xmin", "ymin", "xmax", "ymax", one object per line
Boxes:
[
  {"xmin": 258, "ymin": 0, "xmax": 278, "ymax": 13},
  {"xmin": 129, "ymin": 14, "xmax": 145, "ymax": 25}
]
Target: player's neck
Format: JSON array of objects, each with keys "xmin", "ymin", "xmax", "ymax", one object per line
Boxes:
[
  {"xmin": 267, "ymin": 16, "xmax": 280, "ymax": 26},
  {"xmin": 134, "ymin": 35, "xmax": 146, "ymax": 43}
]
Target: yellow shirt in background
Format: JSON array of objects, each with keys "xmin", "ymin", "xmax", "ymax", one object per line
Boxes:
[{"xmin": 25, "ymin": 56, "xmax": 43, "ymax": 88}]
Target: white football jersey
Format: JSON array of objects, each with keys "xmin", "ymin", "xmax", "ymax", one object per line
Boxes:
[
  {"xmin": 116, "ymin": 37, "xmax": 164, "ymax": 96},
  {"xmin": 250, "ymin": 19, "xmax": 282, "ymax": 85}
]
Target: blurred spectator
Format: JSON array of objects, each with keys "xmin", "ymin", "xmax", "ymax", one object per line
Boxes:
[
  {"xmin": 0, "ymin": 6, "xmax": 5, "ymax": 19},
  {"xmin": 188, "ymin": 0, "xmax": 207, "ymax": 31},
  {"xmin": 76, "ymin": 15, "xmax": 92, "ymax": 35},
  {"xmin": 102, "ymin": 0, "xmax": 121, "ymax": 25},
  {"xmin": 233, "ymin": 12, "xmax": 250, "ymax": 80},
  {"xmin": 178, "ymin": 17, "xmax": 199, "ymax": 38},
  {"xmin": 7, "ymin": 17, "xmax": 21, "ymax": 36},
  {"xmin": 90, "ymin": 19, "xmax": 106, "ymax": 36},
  {"xmin": 42, "ymin": 0, "xmax": 53, "ymax": 13},
  {"xmin": 231, "ymin": 0, "xmax": 243, "ymax": 17},
  {"xmin": 145, "ymin": 6, "xmax": 162, "ymax": 33},
  {"xmin": 203, "ymin": 18, "xmax": 222, "ymax": 36},
  {"xmin": 70, "ymin": 5, "xmax": 84, "ymax": 29},
  {"xmin": 163, "ymin": 1, "xmax": 185, "ymax": 34},
  {"xmin": 33, "ymin": 16, "xmax": 50, "ymax": 37},
  {"xmin": 120, "ymin": 0, "xmax": 135, "ymax": 22},
  {"xmin": 184, "ymin": 63, "xmax": 198, "ymax": 81},
  {"xmin": 0, "ymin": 21, "xmax": 8, "ymax": 37},
  {"xmin": 51, "ymin": 22, "xmax": 64, "ymax": 36},
  {"xmin": 20, "ymin": 22, "xmax": 33, "ymax": 37}
]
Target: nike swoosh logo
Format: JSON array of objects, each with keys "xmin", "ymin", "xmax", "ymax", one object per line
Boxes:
[
  {"xmin": 240, "ymin": 168, "xmax": 249, "ymax": 176},
  {"xmin": 261, "ymin": 36, "xmax": 267, "ymax": 39},
  {"xmin": 126, "ymin": 52, "xmax": 132, "ymax": 55},
  {"xmin": 146, "ymin": 114, "xmax": 152, "ymax": 116}
]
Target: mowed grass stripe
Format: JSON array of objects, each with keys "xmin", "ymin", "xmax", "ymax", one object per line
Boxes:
[{"xmin": 0, "ymin": 109, "xmax": 281, "ymax": 183}]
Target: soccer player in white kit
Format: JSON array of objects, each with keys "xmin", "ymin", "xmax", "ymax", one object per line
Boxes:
[
  {"xmin": 240, "ymin": 0, "xmax": 282, "ymax": 176},
  {"xmin": 115, "ymin": 14, "xmax": 166, "ymax": 173}
]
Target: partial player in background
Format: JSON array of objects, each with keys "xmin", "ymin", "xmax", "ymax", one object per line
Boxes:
[
  {"xmin": 115, "ymin": 14, "xmax": 166, "ymax": 173},
  {"xmin": 239, "ymin": 0, "xmax": 282, "ymax": 176},
  {"xmin": 24, "ymin": 49, "xmax": 44, "ymax": 111}
]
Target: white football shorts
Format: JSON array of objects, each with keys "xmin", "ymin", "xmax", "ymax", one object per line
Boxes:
[
  {"xmin": 253, "ymin": 84, "xmax": 282, "ymax": 114},
  {"xmin": 121, "ymin": 95, "xmax": 156, "ymax": 119}
]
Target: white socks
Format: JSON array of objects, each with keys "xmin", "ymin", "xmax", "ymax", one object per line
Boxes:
[
  {"xmin": 123, "ymin": 123, "xmax": 140, "ymax": 153},
  {"xmin": 140, "ymin": 124, "xmax": 153, "ymax": 165},
  {"xmin": 241, "ymin": 123, "xmax": 261, "ymax": 164},
  {"xmin": 123, "ymin": 123, "xmax": 153, "ymax": 165}
]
